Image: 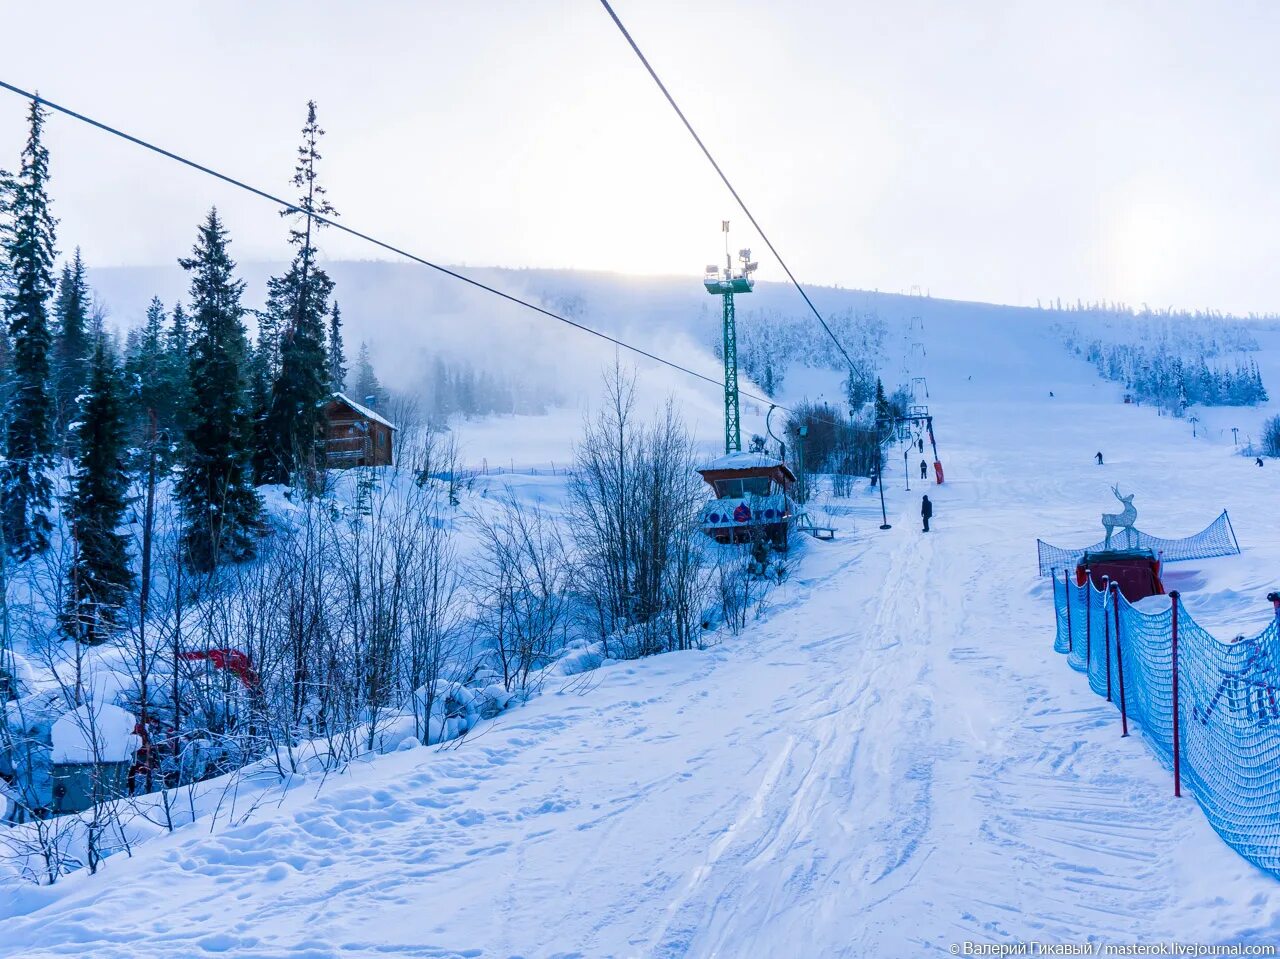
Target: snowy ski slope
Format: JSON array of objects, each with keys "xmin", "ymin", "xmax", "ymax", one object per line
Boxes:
[{"xmin": 3, "ymin": 291, "xmax": 1280, "ymax": 956}]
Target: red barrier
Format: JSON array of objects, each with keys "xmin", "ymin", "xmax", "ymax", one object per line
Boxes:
[{"xmin": 933, "ymin": 461, "xmax": 944, "ymax": 484}]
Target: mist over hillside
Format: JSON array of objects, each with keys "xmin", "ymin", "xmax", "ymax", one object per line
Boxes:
[{"xmin": 85, "ymin": 259, "xmax": 1280, "ymax": 457}]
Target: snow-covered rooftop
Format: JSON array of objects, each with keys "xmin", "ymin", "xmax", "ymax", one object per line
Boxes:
[
  {"xmin": 50, "ymin": 702, "xmax": 141, "ymax": 764},
  {"xmin": 329, "ymin": 392, "xmax": 397, "ymax": 430},
  {"xmin": 698, "ymin": 451, "xmax": 784, "ymax": 472}
]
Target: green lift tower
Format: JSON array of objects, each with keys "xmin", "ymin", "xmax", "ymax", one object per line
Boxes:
[{"xmin": 703, "ymin": 221, "xmax": 758, "ymax": 454}]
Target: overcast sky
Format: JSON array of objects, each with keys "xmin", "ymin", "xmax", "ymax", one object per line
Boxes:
[{"xmin": 3, "ymin": 1, "xmax": 1280, "ymax": 315}]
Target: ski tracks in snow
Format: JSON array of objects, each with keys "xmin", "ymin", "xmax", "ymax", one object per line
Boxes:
[{"xmin": 647, "ymin": 520, "xmax": 943, "ymax": 957}]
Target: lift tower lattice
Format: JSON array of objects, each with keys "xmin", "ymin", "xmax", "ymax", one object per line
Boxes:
[{"xmin": 703, "ymin": 221, "xmax": 758, "ymax": 454}]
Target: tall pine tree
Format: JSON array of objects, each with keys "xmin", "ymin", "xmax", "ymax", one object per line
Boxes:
[
  {"xmin": 52, "ymin": 247, "xmax": 91, "ymax": 438},
  {"xmin": 0, "ymin": 163, "xmax": 15, "ymax": 420},
  {"xmin": 1, "ymin": 100, "xmax": 58, "ymax": 559},
  {"xmin": 259, "ymin": 101, "xmax": 337, "ymax": 484},
  {"xmin": 326, "ymin": 300, "xmax": 346, "ymax": 393},
  {"xmin": 63, "ymin": 338, "xmax": 133, "ymax": 645},
  {"xmin": 164, "ymin": 301, "xmax": 193, "ymax": 453},
  {"xmin": 873, "ymin": 377, "xmax": 890, "ymax": 431},
  {"xmin": 176, "ymin": 209, "xmax": 263, "ymax": 572},
  {"xmin": 353, "ymin": 341, "xmax": 386, "ymax": 409},
  {"xmin": 247, "ymin": 321, "xmax": 277, "ymax": 484},
  {"xmin": 124, "ymin": 295, "xmax": 166, "ymax": 436}
]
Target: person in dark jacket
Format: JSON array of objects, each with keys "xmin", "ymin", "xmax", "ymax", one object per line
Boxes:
[
  {"xmin": 919, "ymin": 459, "xmax": 928, "ymax": 480},
  {"xmin": 917, "ymin": 438, "xmax": 925, "ymax": 453},
  {"xmin": 1257, "ymin": 457, "xmax": 1265, "ymax": 467},
  {"xmin": 1095, "ymin": 451, "xmax": 1104, "ymax": 465},
  {"xmin": 921, "ymin": 494, "xmax": 933, "ymax": 532}
]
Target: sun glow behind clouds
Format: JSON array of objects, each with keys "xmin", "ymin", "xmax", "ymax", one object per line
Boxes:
[{"xmin": 1103, "ymin": 179, "xmax": 1207, "ymax": 311}]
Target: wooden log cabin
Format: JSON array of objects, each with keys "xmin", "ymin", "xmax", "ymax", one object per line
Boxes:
[{"xmin": 320, "ymin": 393, "xmax": 397, "ymax": 468}]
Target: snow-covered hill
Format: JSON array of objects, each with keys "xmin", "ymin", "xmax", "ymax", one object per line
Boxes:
[{"xmin": 4, "ymin": 273, "xmax": 1279, "ymax": 957}]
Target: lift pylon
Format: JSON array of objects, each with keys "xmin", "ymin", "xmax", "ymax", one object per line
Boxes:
[{"xmin": 703, "ymin": 221, "xmax": 758, "ymax": 454}]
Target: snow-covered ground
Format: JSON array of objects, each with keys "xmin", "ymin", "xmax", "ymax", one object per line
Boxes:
[{"xmin": 4, "ymin": 295, "xmax": 1280, "ymax": 956}]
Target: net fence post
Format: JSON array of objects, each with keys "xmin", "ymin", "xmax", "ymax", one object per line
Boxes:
[
  {"xmin": 1224, "ymin": 510, "xmax": 1240, "ymax": 553},
  {"xmin": 1085, "ymin": 567, "xmax": 1093, "ymax": 669},
  {"xmin": 1112, "ymin": 582, "xmax": 1128, "ymax": 737},
  {"xmin": 1170, "ymin": 590, "xmax": 1181, "ymax": 798},
  {"xmin": 1103, "ymin": 575, "xmax": 1112, "ymax": 702},
  {"xmin": 1063, "ymin": 568, "xmax": 1073, "ymax": 652}
]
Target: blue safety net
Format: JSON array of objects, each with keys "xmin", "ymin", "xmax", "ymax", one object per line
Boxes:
[
  {"xmin": 1052, "ymin": 575, "xmax": 1280, "ymax": 878},
  {"xmin": 1037, "ymin": 510, "xmax": 1239, "ymax": 577}
]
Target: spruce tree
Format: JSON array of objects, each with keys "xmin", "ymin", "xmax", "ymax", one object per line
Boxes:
[
  {"xmin": 873, "ymin": 377, "xmax": 890, "ymax": 431},
  {"xmin": 169, "ymin": 302, "xmax": 189, "ymax": 356},
  {"xmin": 1, "ymin": 100, "xmax": 58, "ymax": 559},
  {"xmin": 176, "ymin": 208, "xmax": 263, "ymax": 572},
  {"xmin": 63, "ymin": 339, "xmax": 133, "ymax": 644},
  {"xmin": 260, "ymin": 101, "xmax": 338, "ymax": 485},
  {"xmin": 52, "ymin": 248, "xmax": 91, "ymax": 435},
  {"xmin": 124, "ymin": 296, "xmax": 167, "ymax": 437},
  {"xmin": 247, "ymin": 330, "xmax": 276, "ymax": 484},
  {"xmin": 0, "ymin": 164, "xmax": 15, "ymax": 418},
  {"xmin": 164, "ymin": 302, "xmax": 193, "ymax": 450},
  {"xmin": 353, "ymin": 341, "xmax": 386, "ymax": 408},
  {"xmin": 327, "ymin": 300, "xmax": 346, "ymax": 393}
]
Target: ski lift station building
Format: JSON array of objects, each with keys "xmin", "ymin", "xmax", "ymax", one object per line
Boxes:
[{"xmin": 697, "ymin": 452, "xmax": 800, "ymax": 547}]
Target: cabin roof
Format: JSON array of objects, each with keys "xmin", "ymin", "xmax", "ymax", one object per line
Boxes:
[
  {"xmin": 698, "ymin": 451, "xmax": 783, "ymax": 472},
  {"xmin": 697, "ymin": 451, "xmax": 796, "ymax": 485},
  {"xmin": 325, "ymin": 392, "xmax": 397, "ymax": 431}
]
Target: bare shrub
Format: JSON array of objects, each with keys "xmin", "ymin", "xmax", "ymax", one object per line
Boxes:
[
  {"xmin": 568, "ymin": 365, "xmax": 713, "ymax": 658},
  {"xmin": 470, "ymin": 493, "xmax": 570, "ymax": 694},
  {"xmin": 1263, "ymin": 415, "xmax": 1280, "ymax": 457}
]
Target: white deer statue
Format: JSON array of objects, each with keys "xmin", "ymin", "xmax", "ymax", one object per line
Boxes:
[{"xmin": 1101, "ymin": 486, "xmax": 1138, "ymax": 548}]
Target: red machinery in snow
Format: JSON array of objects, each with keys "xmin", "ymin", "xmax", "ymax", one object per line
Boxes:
[
  {"xmin": 1076, "ymin": 548, "xmax": 1164, "ymax": 603},
  {"xmin": 177, "ymin": 648, "xmax": 261, "ymax": 691},
  {"xmin": 129, "ymin": 649, "xmax": 263, "ymax": 790}
]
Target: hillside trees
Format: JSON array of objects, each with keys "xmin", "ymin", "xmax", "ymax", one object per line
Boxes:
[
  {"xmin": 1, "ymin": 100, "xmax": 58, "ymax": 559},
  {"xmin": 1056, "ymin": 315, "xmax": 1269, "ymax": 412}
]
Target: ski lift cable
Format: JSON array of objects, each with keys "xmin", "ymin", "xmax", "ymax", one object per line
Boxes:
[
  {"xmin": 597, "ymin": 0, "xmax": 859, "ymax": 375},
  {"xmin": 0, "ymin": 78, "xmax": 786, "ymax": 410}
]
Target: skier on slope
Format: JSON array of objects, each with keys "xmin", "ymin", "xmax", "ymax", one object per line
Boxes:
[
  {"xmin": 1258, "ymin": 457, "xmax": 1265, "ymax": 468},
  {"xmin": 918, "ymin": 438, "xmax": 925, "ymax": 453},
  {"xmin": 1095, "ymin": 451, "xmax": 1104, "ymax": 466},
  {"xmin": 921, "ymin": 494, "xmax": 933, "ymax": 532},
  {"xmin": 920, "ymin": 459, "xmax": 928, "ymax": 480}
]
